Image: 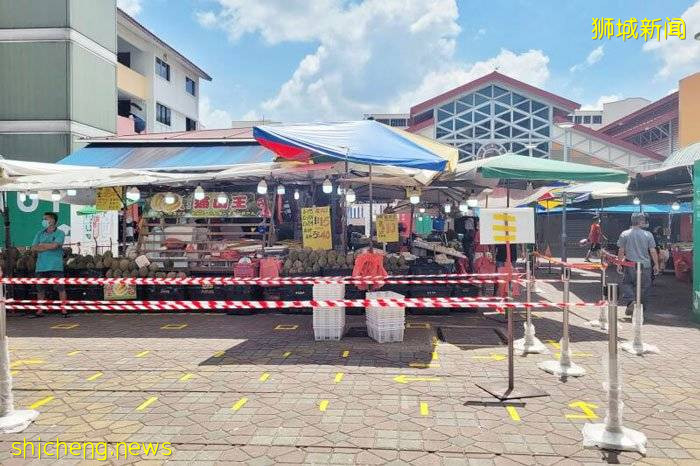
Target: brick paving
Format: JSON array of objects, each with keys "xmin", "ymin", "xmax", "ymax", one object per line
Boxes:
[{"xmin": 1, "ymin": 270, "xmax": 699, "ymax": 465}]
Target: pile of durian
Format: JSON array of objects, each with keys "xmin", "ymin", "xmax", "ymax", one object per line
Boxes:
[{"xmin": 282, "ymin": 248, "xmax": 357, "ymax": 275}]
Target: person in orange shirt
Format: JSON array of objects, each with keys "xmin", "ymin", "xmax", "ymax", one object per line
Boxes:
[{"xmin": 584, "ymin": 215, "xmax": 606, "ymax": 262}]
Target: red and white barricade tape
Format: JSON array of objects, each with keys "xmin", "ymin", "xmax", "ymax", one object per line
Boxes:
[
  {"xmin": 533, "ymin": 252, "xmax": 604, "ymax": 271},
  {"xmin": 601, "ymin": 249, "xmax": 636, "ymax": 268}
]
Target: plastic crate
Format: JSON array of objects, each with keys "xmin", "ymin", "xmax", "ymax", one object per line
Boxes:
[
  {"xmin": 276, "ymin": 285, "xmax": 313, "ymax": 314},
  {"xmin": 313, "ymin": 282, "xmax": 345, "ymax": 300},
  {"xmin": 234, "ymin": 261, "xmax": 259, "ymax": 278},
  {"xmin": 313, "ymin": 324, "xmax": 344, "ymax": 341},
  {"xmin": 367, "ymin": 323, "xmax": 404, "ymax": 343},
  {"xmin": 313, "ymin": 307, "xmax": 345, "ymax": 327},
  {"xmin": 366, "ymin": 307, "xmax": 405, "ymax": 321}
]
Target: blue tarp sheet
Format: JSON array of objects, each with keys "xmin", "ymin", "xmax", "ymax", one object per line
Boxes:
[
  {"xmin": 254, "ymin": 121, "xmax": 448, "ymax": 171},
  {"xmin": 58, "ymin": 144, "xmax": 276, "ymax": 169},
  {"xmin": 537, "ymin": 203, "xmax": 691, "ymax": 214}
]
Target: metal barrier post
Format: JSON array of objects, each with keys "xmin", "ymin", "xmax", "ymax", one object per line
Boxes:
[
  {"xmin": 538, "ymin": 267, "xmax": 586, "ymax": 377},
  {"xmin": 582, "ymin": 283, "xmax": 647, "ymax": 453},
  {"xmin": 589, "ymin": 264, "xmax": 608, "ymax": 330},
  {"xmin": 621, "ymin": 263, "xmax": 659, "ymax": 355},
  {"xmin": 514, "ymin": 259, "xmax": 548, "ymax": 355},
  {"xmin": 0, "ymin": 269, "xmax": 39, "ymax": 432}
]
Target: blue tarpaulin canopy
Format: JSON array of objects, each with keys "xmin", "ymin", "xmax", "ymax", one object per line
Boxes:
[{"xmin": 254, "ymin": 121, "xmax": 453, "ymax": 172}]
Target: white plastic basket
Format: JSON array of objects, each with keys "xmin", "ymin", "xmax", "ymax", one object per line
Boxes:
[
  {"xmin": 313, "ymin": 283, "xmax": 346, "ymax": 300},
  {"xmin": 313, "ymin": 324, "xmax": 344, "ymax": 341},
  {"xmin": 313, "ymin": 307, "xmax": 346, "ymax": 327},
  {"xmin": 367, "ymin": 324, "xmax": 404, "ymax": 343},
  {"xmin": 366, "ymin": 307, "xmax": 405, "ymax": 321}
]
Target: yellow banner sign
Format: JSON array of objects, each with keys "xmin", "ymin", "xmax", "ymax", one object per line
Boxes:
[
  {"xmin": 301, "ymin": 206, "xmax": 332, "ymax": 250},
  {"xmin": 376, "ymin": 213, "xmax": 399, "ymax": 243},
  {"xmin": 95, "ymin": 187, "xmax": 124, "ymax": 211}
]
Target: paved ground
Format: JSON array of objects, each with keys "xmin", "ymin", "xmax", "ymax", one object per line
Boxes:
[{"xmin": 1, "ymin": 266, "xmax": 699, "ymax": 465}]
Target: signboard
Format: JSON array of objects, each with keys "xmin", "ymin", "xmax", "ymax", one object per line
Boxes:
[
  {"xmin": 693, "ymin": 160, "xmax": 700, "ymax": 323},
  {"xmin": 479, "ymin": 208, "xmax": 535, "ymax": 245},
  {"xmin": 376, "ymin": 214, "xmax": 399, "ymax": 243},
  {"xmin": 95, "ymin": 187, "xmax": 124, "ymax": 211},
  {"xmin": 188, "ymin": 192, "xmax": 270, "ymax": 218},
  {"xmin": 301, "ymin": 206, "xmax": 332, "ymax": 250},
  {"xmin": 69, "ymin": 207, "xmax": 118, "ymax": 256}
]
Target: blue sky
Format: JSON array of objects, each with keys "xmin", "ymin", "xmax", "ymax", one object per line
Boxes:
[{"xmin": 119, "ymin": 0, "xmax": 700, "ymax": 127}]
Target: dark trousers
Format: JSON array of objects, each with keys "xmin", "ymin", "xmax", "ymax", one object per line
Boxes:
[{"xmin": 619, "ymin": 265, "xmax": 652, "ymax": 309}]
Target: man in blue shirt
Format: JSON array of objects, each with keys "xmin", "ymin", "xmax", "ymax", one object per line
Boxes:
[{"xmin": 30, "ymin": 212, "xmax": 67, "ymax": 318}]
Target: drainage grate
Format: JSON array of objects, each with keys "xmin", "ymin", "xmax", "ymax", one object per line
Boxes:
[{"xmin": 345, "ymin": 326, "xmax": 369, "ymax": 338}]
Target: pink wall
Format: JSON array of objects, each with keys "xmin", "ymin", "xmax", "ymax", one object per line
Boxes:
[{"xmin": 117, "ymin": 116, "xmax": 136, "ymax": 136}]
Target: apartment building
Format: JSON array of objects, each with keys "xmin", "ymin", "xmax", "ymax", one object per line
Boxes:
[{"xmin": 568, "ymin": 98, "xmax": 651, "ymax": 130}]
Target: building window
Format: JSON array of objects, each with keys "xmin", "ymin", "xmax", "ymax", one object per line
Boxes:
[
  {"xmin": 155, "ymin": 57, "xmax": 170, "ymax": 81},
  {"xmin": 390, "ymin": 118, "xmax": 407, "ymax": 127},
  {"xmin": 186, "ymin": 117, "xmax": 197, "ymax": 131},
  {"xmin": 156, "ymin": 103, "xmax": 171, "ymax": 126},
  {"xmin": 185, "ymin": 77, "xmax": 196, "ymax": 96},
  {"xmin": 574, "ymin": 115, "xmax": 583, "ymax": 124},
  {"xmin": 592, "ymin": 115, "xmax": 602, "ymax": 124},
  {"xmin": 583, "ymin": 115, "xmax": 591, "ymax": 124}
]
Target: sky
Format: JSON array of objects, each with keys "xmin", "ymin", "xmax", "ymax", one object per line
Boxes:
[{"xmin": 117, "ymin": 0, "xmax": 700, "ymax": 128}]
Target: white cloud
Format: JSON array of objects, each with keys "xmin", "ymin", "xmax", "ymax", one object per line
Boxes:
[
  {"xmin": 643, "ymin": 1, "xmax": 700, "ymax": 79},
  {"xmin": 117, "ymin": 0, "xmax": 142, "ymax": 17},
  {"xmin": 199, "ymin": 96, "xmax": 233, "ymax": 129},
  {"xmin": 580, "ymin": 94, "xmax": 622, "ymax": 110},
  {"xmin": 569, "ymin": 45, "xmax": 604, "ymax": 73},
  {"xmin": 473, "ymin": 27, "xmax": 486, "ymax": 40},
  {"xmin": 198, "ymin": 0, "xmax": 552, "ymax": 122}
]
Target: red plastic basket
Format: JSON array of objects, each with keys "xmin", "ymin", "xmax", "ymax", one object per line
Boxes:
[{"xmin": 234, "ymin": 260, "xmax": 259, "ymax": 278}]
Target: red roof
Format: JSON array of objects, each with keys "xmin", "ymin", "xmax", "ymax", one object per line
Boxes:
[
  {"xmin": 410, "ymin": 71, "xmax": 580, "ymax": 116},
  {"xmin": 599, "ymin": 92, "xmax": 679, "ymax": 135},
  {"xmin": 83, "ymin": 127, "xmax": 255, "ymax": 142}
]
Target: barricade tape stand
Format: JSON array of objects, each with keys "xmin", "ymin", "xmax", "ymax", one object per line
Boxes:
[
  {"xmin": 589, "ymin": 265, "xmax": 608, "ymax": 330},
  {"xmin": 538, "ymin": 268, "xmax": 586, "ymax": 378},
  {"xmin": 621, "ymin": 263, "xmax": 659, "ymax": 355},
  {"xmin": 514, "ymin": 259, "xmax": 548, "ymax": 355},
  {"xmin": 583, "ymin": 283, "xmax": 647, "ymax": 454},
  {"xmin": 0, "ymin": 271, "xmax": 38, "ymax": 433}
]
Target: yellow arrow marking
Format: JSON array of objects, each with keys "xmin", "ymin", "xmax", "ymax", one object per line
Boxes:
[
  {"xmin": 431, "ymin": 351, "xmax": 439, "ymax": 361},
  {"xmin": 275, "ymin": 324, "xmax": 298, "ymax": 330},
  {"xmin": 546, "ymin": 340, "xmax": 561, "ymax": 350},
  {"xmin": 67, "ymin": 350, "xmax": 80, "ymax": 356},
  {"xmin": 494, "ymin": 235, "xmax": 517, "ymax": 242},
  {"xmin": 419, "ymin": 402, "xmax": 430, "ymax": 416},
  {"xmin": 493, "ymin": 224, "xmax": 517, "ymax": 232},
  {"xmin": 231, "ymin": 397, "xmax": 248, "ymax": 411},
  {"xmin": 259, "ymin": 372, "xmax": 270, "ymax": 382},
  {"xmin": 135, "ymin": 350, "xmax": 150, "ymax": 358},
  {"xmin": 506, "ymin": 406, "xmax": 521, "ymax": 421},
  {"xmin": 319, "ymin": 400, "xmax": 329, "ymax": 412},
  {"xmin": 554, "ymin": 352, "xmax": 592, "ymax": 360},
  {"xmin": 10, "ymin": 359, "xmax": 44, "ymax": 368},
  {"xmin": 409, "ymin": 362, "xmax": 440, "ymax": 368},
  {"xmin": 471, "ymin": 353, "xmax": 506, "ymax": 361},
  {"xmin": 406, "ymin": 322, "xmax": 431, "ymax": 329},
  {"xmin": 86, "ymin": 372, "xmax": 103, "ymax": 381},
  {"xmin": 393, "ymin": 375, "xmax": 441, "ymax": 384},
  {"xmin": 161, "ymin": 323, "xmax": 188, "ymax": 330},
  {"xmin": 334, "ymin": 372, "xmax": 344, "ymax": 383},
  {"xmin": 136, "ymin": 396, "xmax": 158, "ymax": 411},
  {"xmin": 29, "ymin": 395, "xmax": 54, "ymax": 410},
  {"xmin": 341, "ymin": 350, "xmax": 349, "ymax": 358},
  {"xmin": 179, "ymin": 373, "xmax": 195, "ymax": 382},
  {"xmin": 282, "ymin": 351, "xmax": 292, "ymax": 358},
  {"xmin": 565, "ymin": 401, "xmax": 599, "ymax": 419},
  {"xmin": 494, "ymin": 213, "xmax": 516, "ymax": 222},
  {"xmin": 10, "ymin": 370, "xmax": 17, "ymax": 376},
  {"xmin": 213, "ymin": 350, "xmax": 225, "ymax": 358},
  {"xmin": 51, "ymin": 323, "xmax": 79, "ymax": 329}
]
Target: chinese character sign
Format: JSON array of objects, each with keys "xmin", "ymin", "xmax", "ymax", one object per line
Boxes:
[
  {"xmin": 301, "ymin": 206, "xmax": 332, "ymax": 251},
  {"xmin": 95, "ymin": 187, "xmax": 124, "ymax": 211},
  {"xmin": 189, "ymin": 193, "xmax": 265, "ymax": 217},
  {"xmin": 593, "ymin": 17, "xmax": 685, "ymax": 41},
  {"xmin": 376, "ymin": 214, "xmax": 399, "ymax": 243},
  {"xmin": 479, "ymin": 208, "xmax": 535, "ymax": 245}
]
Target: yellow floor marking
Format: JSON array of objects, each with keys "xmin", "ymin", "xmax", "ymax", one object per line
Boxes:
[
  {"xmin": 275, "ymin": 324, "xmax": 298, "ymax": 330},
  {"xmin": 67, "ymin": 350, "xmax": 80, "ymax": 356},
  {"xmin": 334, "ymin": 372, "xmax": 344, "ymax": 383},
  {"xmin": 419, "ymin": 402, "xmax": 429, "ymax": 416},
  {"xmin": 394, "ymin": 375, "xmax": 441, "ymax": 384},
  {"xmin": 554, "ymin": 352, "xmax": 593, "ymax": 360},
  {"xmin": 319, "ymin": 400, "xmax": 329, "ymax": 412},
  {"xmin": 342, "ymin": 350, "xmax": 349, "ymax": 358},
  {"xmin": 179, "ymin": 373, "xmax": 195, "ymax": 382},
  {"xmin": 51, "ymin": 323, "xmax": 79, "ymax": 329},
  {"xmin": 409, "ymin": 362, "xmax": 440, "ymax": 368},
  {"xmin": 231, "ymin": 397, "xmax": 248, "ymax": 411},
  {"xmin": 431, "ymin": 351, "xmax": 439, "ymax": 361},
  {"xmin": 406, "ymin": 322, "xmax": 431, "ymax": 329},
  {"xmin": 259, "ymin": 372, "xmax": 270, "ymax": 382},
  {"xmin": 135, "ymin": 350, "xmax": 150, "ymax": 358},
  {"xmin": 282, "ymin": 351, "xmax": 292, "ymax": 358},
  {"xmin": 29, "ymin": 395, "xmax": 54, "ymax": 410},
  {"xmin": 506, "ymin": 406, "xmax": 521, "ymax": 421},
  {"xmin": 213, "ymin": 350, "xmax": 225, "ymax": 358},
  {"xmin": 161, "ymin": 323, "xmax": 188, "ymax": 330},
  {"xmin": 546, "ymin": 339, "xmax": 561, "ymax": 350},
  {"xmin": 86, "ymin": 372, "xmax": 103, "ymax": 381},
  {"xmin": 10, "ymin": 359, "xmax": 44, "ymax": 368},
  {"xmin": 565, "ymin": 401, "xmax": 598, "ymax": 419},
  {"xmin": 470, "ymin": 353, "xmax": 506, "ymax": 361},
  {"xmin": 10, "ymin": 370, "xmax": 18, "ymax": 376},
  {"xmin": 136, "ymin": 396, "xmax": 158, "ymax": 411}
]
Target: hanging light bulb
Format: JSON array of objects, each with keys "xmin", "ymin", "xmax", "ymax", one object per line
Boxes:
[
  {"xmin": 163, "ymin": 192, "xmax": 176, "ymax": 205},
  {"xmin": 51, "ymin": 190, "xmax": 61, "ymax": 201},
  {"xmin": 193, "ymin": 185, "xmax": 205, "ymax": 201},
  {"xmin": 345, "ymin": 188, "xmax": 356, "ymax": 203},
  {"xmin": 257, "ymin": 179, "xmax": 268, "ymax": 195},
  {"xmin": 337, "ymin": 185, "xmax": 344, "ymax": 195},
  {"xmin": 19, "ymin": 191, "xmax": 28, "ymax": 202},
  {"xmin": 671, "ymin": 201, "xmax": 680, "ymax": 211},
  {"xmin": 29, "ymin": 191, "xmax": 38, "ymax": 200},
  {"xmin": 633, "ymin": 196, "xmax": 641, "ymax": 205},
  {"xmin": 322, "ymin": 177, "xmax": 333, "ymax": 194},
  {"xmin": 66, "ymin": 188, "xmax": 77, "ymax": 197},
  {"xmin": 293, "ymin": 189, "xmax": 300, "ymax": 200},
  {"xmin": 444, "ymin": 203, "xmax": 452, "ymax": 213},
  {"xmin": 216, "ymin": 192, "xmax": 228, "ymax": 204},
  {"xmin": 126, "ymin": 186, "xmax": 140, "ymax": 202},
  {"xmin": 409, "ymin": 194, "xmax": 420, "ymax": 204},
  {"xmin": 276, "ymin": 184, "xmax": 286, "ymax": 195},
  {"xmin": 459, "ymin": 200, "xmax": 468, "ymax": 213},
  {"xmin": 419, "ymin": 207, "xmax": 425, "ymax": 213}
]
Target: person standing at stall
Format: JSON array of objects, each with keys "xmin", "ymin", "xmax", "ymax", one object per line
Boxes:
[
  {"xmin": 617, "ymin": 212, "xmax": 659, "ymax": 316},
  {"xmin": 30, "ymin": 212, "xmax": 68, "ymax": 318},
  {"xmin": 584, "ymin": 215, "xmax": 605, "ymax": 262}
]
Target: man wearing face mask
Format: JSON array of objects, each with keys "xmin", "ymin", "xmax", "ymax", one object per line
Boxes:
[{"xmin": 30, "ymin": 212, "xmax": 67, "ymax": 318}]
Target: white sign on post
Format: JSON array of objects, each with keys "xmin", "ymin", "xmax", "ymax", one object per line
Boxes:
[{"xmin": 479, "ymin": 208, "xmax": 535, "ymax": 245}]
